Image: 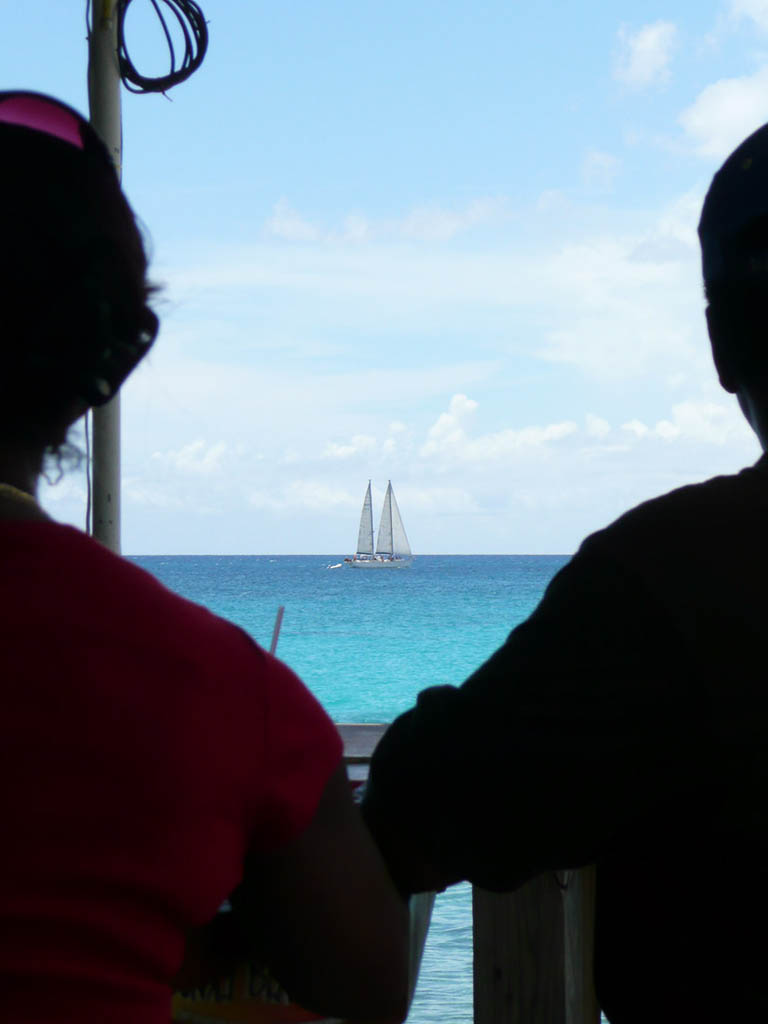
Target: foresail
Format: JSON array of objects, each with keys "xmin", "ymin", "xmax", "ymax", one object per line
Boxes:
[
  {"xmin": 389, "ymin": 486, "xmax": 411, "ymax": 557},
  {"xmin": 356, "ymin": 481, "xmax": 374, "ymax": 555}
]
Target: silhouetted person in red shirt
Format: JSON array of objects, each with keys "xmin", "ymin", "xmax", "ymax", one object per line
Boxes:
[{"xmin": 0, "ymin": 91, "xmax": 407, "ymax": 1024}]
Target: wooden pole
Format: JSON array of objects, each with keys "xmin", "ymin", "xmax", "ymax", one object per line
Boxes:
[
  {"xmin": 562, "ymin": 867, "xmax": 599, "ymax": 1024},
  {"xmin": 473, "ymin": 868, "xmax": 599, "ymax": 1024},
  {"xmin": 87, "ymin": 0, "xmax": 122, "ymax": 553},
  {"xmin": 473, "ymin": 875, "xmax": 565, "ymax": 1024}
]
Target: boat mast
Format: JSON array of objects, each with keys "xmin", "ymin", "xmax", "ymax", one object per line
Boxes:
[{"xmin": 87, "ymin": 0, "xmax": 122, "ymax": 553}]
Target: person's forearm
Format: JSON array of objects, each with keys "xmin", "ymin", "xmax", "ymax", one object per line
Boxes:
[
  {"xmin": 362, "ymin": 689, "xmax": 470, "ymax": 895},
  {"xmin": 232, "ymin": 764, "xmax": 410, "ymax": 1023}
]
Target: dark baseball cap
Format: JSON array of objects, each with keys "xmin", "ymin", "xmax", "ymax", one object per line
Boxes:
[{"xmin": 699, "ymin": 123, "xmax": 768, "ymax": 284}]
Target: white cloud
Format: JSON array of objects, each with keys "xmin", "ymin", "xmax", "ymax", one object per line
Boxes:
[
  {"xmin": 614, "ymin": 21, "xmax": 677, "ymax": 89},
  {"xmin": 342, "ymin": 214, "xmax": 371, "ymax": 242},
  {"xmin": 123, "ymin": 479, "xmax": 185, "ymax": 508},
  {"xmin": 151, "ymin": 440, "xmax": 228, "ymax": 475},
  {"xmin": 631, "ymin": 189, "xmax": 703, "ymax": 264},
  {"xmin": 582, "ymin": 150, "xmax": 621, "ymax": 191},
  {"xmin": 323, "ymin": 434, "xmax": 377, "ymax": 459},
  {"xmin": 403, "ymin": 485, "xmax": 482, "ymax": 516},
  {"xmin": 541, "ymin": 269, "xmax": 698, "ymax": 379},
  {"xmin": 536, "ymin": 189, "xmax": 570, "ymax": 214},
  {"xmin": 420, "ymin": 394, "xmax": 577, "ymax": 462},
  {"xmin": 285, "ymin": 480, "xmax": 357, "ymax": 510},
  {"xmin": 261, "ymin": 198, "xmax": 506, "ymax": 247},
  {"xmin": 655, "ymin": 419, "xmax": 680, "ymax": 440},
  {"xmin": 585, "ymin": 414, "xmax": 611, "ymax": 438},
  {"xmin": 265, "ymin": 199, "xmax": 320, "ymax": 242},
  {"xmin": 421, "ymin": 394, "xmax": 478, "ymax": 453},
  {"xmin": 622, "ymin": 419, "xmax": 650, "ymax": 438},
  {"xmin": 247, "ymin": 481, "xmax": 358, "ymax": 512},
  {"xmin": 621, "ymin": 402, "xmax": 750, "ymax": 444},
  {"xmin": 399, "ymin": 199, "xmax": 507, "ymax": 242},
  {"xmin": 38, "ymin": 474, "xmax": 86, "ymax": 506},
  {"xmin": 730, "ymin": 0, "xmax": 768, "ymax": 32},
  {"xmin": 534, "ymin": 188, "xmax": 711, "ymax": 381},
  {"xmin": 654, "ymin": 400, "xmax": 750, "ymax": 444},
  {"xmin": 679, "ymin": 65, "xmax": 768, "ymax": 158}
]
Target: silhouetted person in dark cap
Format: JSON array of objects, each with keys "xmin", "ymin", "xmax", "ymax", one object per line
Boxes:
[{"xmin": 363, "ymin": 125, "xmax": 768, "ymax": 1023}]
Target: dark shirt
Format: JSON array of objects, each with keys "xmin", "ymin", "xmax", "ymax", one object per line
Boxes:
[{"xmin": 363, "ymin": 455, "xmax": 768, "ymax": 1021}]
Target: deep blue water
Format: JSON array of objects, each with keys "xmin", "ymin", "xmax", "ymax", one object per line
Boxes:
[{"xmin": 131, "ymin": 554, "xmax": 569, "ymax": 1023}]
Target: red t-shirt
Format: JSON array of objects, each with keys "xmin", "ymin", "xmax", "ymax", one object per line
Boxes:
[{"xmin": 0, "ymin": 522, "xmax": 342, "ymax": 1023}]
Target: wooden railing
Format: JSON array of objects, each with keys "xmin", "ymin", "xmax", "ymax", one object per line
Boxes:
[{"xmin": 338, "ymin": 725, "xmax": 599, "ymax": 1024}]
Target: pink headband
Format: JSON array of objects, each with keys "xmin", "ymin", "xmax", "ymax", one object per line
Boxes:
[{"xmin": 0, "ymin": 92, "xmax": 86, "ymax": 150}]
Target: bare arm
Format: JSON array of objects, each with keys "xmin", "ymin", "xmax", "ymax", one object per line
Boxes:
[{"xmin": 230, "ymin": 762, "xmax": 410, "ymax": 1023}]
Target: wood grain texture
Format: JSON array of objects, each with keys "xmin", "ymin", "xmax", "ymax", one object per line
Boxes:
[
  {"xmin": 561, "ymin": 867, "xmax": 599, "ymax": 1024},
  {"xmin": 473, "ymin": 874, "xmax": 565, "ymax": 1024}
]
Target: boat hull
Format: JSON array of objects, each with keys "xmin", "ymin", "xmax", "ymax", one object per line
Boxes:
[{"xmin": 345, "ymin": 558, "xmax": 412, "ymax": 569}]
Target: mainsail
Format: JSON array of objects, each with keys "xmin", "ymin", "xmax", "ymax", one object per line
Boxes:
[
  {"xmin": 356, "ymin": 480, "xmax": 374, "ymax": 556},
  {"xmin": 376, "ymin": 481, "xmax": 412, "ymax": 558}
]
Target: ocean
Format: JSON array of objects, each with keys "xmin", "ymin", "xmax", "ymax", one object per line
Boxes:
[{"xmin": 131, "ymin": 553, "xmax": 570, "ymax": 1024}]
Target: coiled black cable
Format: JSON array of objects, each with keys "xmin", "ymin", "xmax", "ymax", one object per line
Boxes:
[{"xmin": 110, "ymin": 0, "xmax": 209, "ymax": 94}]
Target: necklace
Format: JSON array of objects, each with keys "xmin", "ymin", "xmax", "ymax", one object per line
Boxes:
[{"xmin": 0, "ymin": 482, "xmax": 39, "ymax": 510}]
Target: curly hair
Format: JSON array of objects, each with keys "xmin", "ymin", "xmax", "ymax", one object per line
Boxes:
[{"xmin": 0, "ymin": 120, "xmax": 158, "ymax": 450}]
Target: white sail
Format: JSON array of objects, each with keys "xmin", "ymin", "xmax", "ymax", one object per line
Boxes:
[
  {"xmin": 375, "ymin": 483, "xmax": 393, "ymax": 556},
  {"xmin": 389, "ymin": 485, "xmax": 412, "ymax": 558},
  {"xmin": 376, "ymin": 481, "xmax": 411, "ymax": 558},
  {"xmin": 356, "ymin": 480, "xmax": 374, "ymax": 556}
]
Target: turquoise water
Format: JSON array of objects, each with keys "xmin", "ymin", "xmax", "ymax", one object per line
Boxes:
[{"xmin": 132, "ymin": 553, "xmax": 569, "ymax": 1023}]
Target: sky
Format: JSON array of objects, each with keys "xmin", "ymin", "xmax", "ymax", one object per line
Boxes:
[{"xmin": 3, "ymin": 0, "xmax": 768, "ymax": 553}]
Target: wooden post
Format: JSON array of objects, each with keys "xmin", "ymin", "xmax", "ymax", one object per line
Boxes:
[
  {"xmin": 473, "ymin": 874, "xmax": 565, "ymax": 1024},
  {"xmin": 562, "ymin": 867, "xmax": 599, "ymax": 1024},
  {"xmin": 473, "ymin": 867, "xmax": 599, "ymax": 1024},
  {"xmin": 87, "ymin": 0, "xmax": 122, "ymax": 553}
]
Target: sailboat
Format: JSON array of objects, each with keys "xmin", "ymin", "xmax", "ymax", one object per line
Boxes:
[{"xmin": 345, "ymin": 481, "xmax": 413, "ymax": 568}]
